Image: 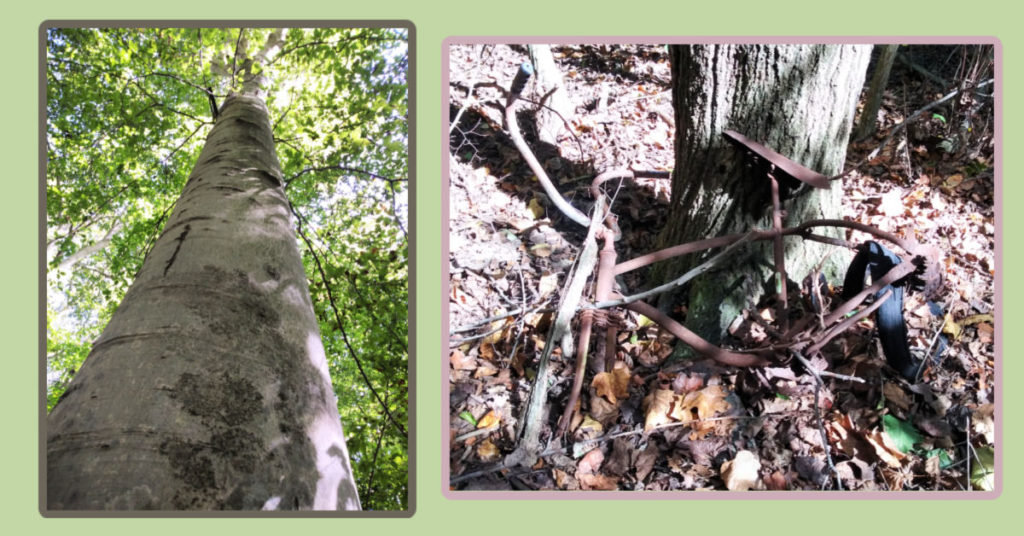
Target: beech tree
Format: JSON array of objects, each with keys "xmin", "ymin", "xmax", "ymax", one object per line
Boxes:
[
  {"xmin": 656, "ymin": 44, "xmax": 871, "ymax": 344},
  {"xmin": 45, "ymin": 26, "xmax": 408, "ymax": 510}
]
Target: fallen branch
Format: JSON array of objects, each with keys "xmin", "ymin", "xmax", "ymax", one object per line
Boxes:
[{"xmin": 509, "ymin": 198, "xmax": 606, "ymax": 468}]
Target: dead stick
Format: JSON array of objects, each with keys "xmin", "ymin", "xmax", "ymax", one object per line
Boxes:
[
  {"xmin": 511, "ymin": 198, "xmax": 605, "ymax": 467},
  {"xmin": 505, "ymin": 87, "xmax": 589, "ymax": 227},
  {"xmin": 557, "ymin": 229, "xmax": 617, "ymax": 437},
  {"xmin": 791, "ymin": 349, "xmax": 843, "ymax": 490}
]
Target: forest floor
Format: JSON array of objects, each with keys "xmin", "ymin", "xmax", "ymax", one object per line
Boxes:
[{"xmin": 446, "ymin": 44, "xmax": 996, "ymax": 492}]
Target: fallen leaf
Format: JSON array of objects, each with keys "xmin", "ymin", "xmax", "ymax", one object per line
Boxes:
[
  {"xmin": 458, "ymin": 411, "xmax": 477, "ymax": 426},
  {"xmin": 529, "ymin": 243, "xmax": 552, "ymax": 257},
  {"xmin": 865, "ymin": 429, "xmax": 906, "ymax": 467},
  {"xmin": 473, "ymin": 363, "xmax": 498, "ymax": 378},
  {"xmin": 477, "ymin": 410, "xmax": 500, "ymax": 429},
  {"xmin": 477, "ymin": 439, "xmax": 500, "ymax": 462},
  {"xmin": 764, "ymin": 470, "xmax": 788, "ymax": 490},
  {"xmin": 590, "ymin": 396, "xmax": 620, "ymax": 426},
  {"xmin": 883, "ymin": 382, "xmax": 913, "ymax": 412},
  {"xmin": 972, "ymin": 404, "xmax": 995, "ymax": 443},
  {"xmin": 450, "ymin": 349, "xmax": 475, "ymax": 371},
  {"xmin": 962, "ymin": 313, "xmax": 994, "ymax": 326},
  {"xmin": 634, "ymin": 447, "xmax": 658, "ymax": 482},
  {"xmin": 879, "ymin": 189, "xmax": 905, "ymax": 217},
  {"xmin": 942, "ymin": 313, "xmax": 962, "ymax": 339},
  {"xmin": 721, "ymin": 450, "xmax": 761, "ymax": 491},
  {"xmin": 538, "ymin": 271, "xmax": 559, "ymax": 299},
  {"xmin": 527, "ymin": 197, "xmax": 545, "ymax": 219},
  {"xmin": 882, "ymin": 414, "xmax": 923, "ymax": 453},
  {"xmin": 592, "ymin": 363, "xmax": 631, "ymax": 403},
  {"xmin": 579, "ymin": 415, "xmax": 604, "ymax": 435},
  {"xmin": 579, "ymin": 473, "xmax": 619, "ymax": 490},
  {"xmin": 970, "ymin": 446, "xmax": 995, "ymax": 491},
  {"xmin": 552, "ymin": 468, "xmax": 577, "ymax": 490},
  {"xmin": 976, "ymin": 322, "xmax": 994, "ymax": 344},
  {"xmin": 944, "ymin": 173, "xmax": 964, "ymax": 188},
  {"xmin": 836, "ymin": 459, "xmax": 875, "ymax": 487},
  {"xmin": 577, "ymin": 448, "xmax": 604, "ymax": 475},
  {"xmin": 479, "ymin": 341, "xmax": 497, "ymax": 361},
  {"xmin": 643, "ymin": 389, "xmax": 676, "ymax": 432}
]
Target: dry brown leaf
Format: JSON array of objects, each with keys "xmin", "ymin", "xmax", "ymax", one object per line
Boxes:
[
  {"xmin": 764, "ymin": 470, "xmax": 788, "ymax": 490},
  {"xmin": 590, "ymin": 396, "xmax": 619, "ymax": 426},
  {"xmin": 579, "ymin": 473, "xmax": 619, "ymax": 491},
  {"xmin": 577, "ymin": 448, "xmax": 604, "ymax": 475},
  {"xmin": 721, "ymin": 450, "xmax": 761, "ymax": 491},
  {"xmin": 482, "ymin": 321, "xmax": 509, "ymax": 345},
  {"xmin": 688, "ymin": 385, "xmax": 732, "ymax": 421},
  {"xmin": 538, "ymin": 271, "xmax": 559, "ymax": 299},
  {"xmin": 977, "ymin": 322, "xmax": 994, "ymax": 344},
  {"xmin": 591, "ymin": 363, "xmax": 631, "ymax": 404},
  {"xmin": 972, "ymin": 404, "xmax": 995, "ymax": 443},
  {"xmin": 552, "ymin": 468, "xmax": 577, "ymax": 490},
  {"xmin": 450, "ymin": 349, "xmax": 475, "ymax": 371},
  {"xmin": 477, "ymin": 439, "xmax": 500, "ymax": 462},
  {"xmin": 476, "ymin": 410, "xmax": 500, "ymax": 429},
  {"xmin": 643, "ymin": 388, "xmax": 676, "ymax": 432},
  {"xmin": 473, "ymin": 363, "xmax": 498, "ymax": 378},
  {"xmin": 634, "ymin": 447, "xmax": 658, "ymax": 482},
  {"xmin": 883, "ymin": 382, "xmax": 913, "ymax": 412},
  {"xmin": 865, "ymin": 429, "xmax": 906, "ymax": 468}
]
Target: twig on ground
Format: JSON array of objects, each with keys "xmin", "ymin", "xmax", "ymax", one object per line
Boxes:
[{"xmin": 790, "ymin": 349, "xmax": 843, "ymax": 490}]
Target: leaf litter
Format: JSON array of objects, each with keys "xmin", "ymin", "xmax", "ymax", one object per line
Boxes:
[{"xmin": 448, "ymin": 44, "xmax": 995, "ymax": 492}]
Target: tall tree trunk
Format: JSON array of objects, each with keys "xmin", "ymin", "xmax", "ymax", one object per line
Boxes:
[
  {"xmin": 47, "ymin": 93, "xmax": 361, "ymax": 511},
  {"xmin": 655, "ymin": 44, "xmax": 871, "ymax": 347}
]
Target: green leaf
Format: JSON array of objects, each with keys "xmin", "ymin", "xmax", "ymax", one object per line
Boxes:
[
  {"xmin": 459, "ymin": 411, "xmax": 477, "ymax": 426},
  {"xmin": 923, "ymin": 448, "xmax": 955, "ymax": 469},
  {"xmin": 882, "ymin": 414, "xmax": 923, "ymax": 453},
  {"xmin": 970, "ymin": 446, "xmax": 995, "ymax": 491},
  {"xmin": 932, "ymin": 113, "xmax": 947, "ymax": 123}
]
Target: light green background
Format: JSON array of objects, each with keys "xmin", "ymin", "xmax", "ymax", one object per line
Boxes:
[{"xmin": 4, "ymin": 0, "xmax": 1014, "ymax": 534}]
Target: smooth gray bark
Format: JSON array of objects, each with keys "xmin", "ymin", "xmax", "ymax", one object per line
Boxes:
[
  {"xmin": 47, "ymin": 93, "xmax": 360, "ymax": 511},
  {"xmin": 656, "ymin": 44, "xmax": 871, "ymax": 346},
  {"xmin": 527, "ymin": 44, "xmax": 573, "ymax": 147}
]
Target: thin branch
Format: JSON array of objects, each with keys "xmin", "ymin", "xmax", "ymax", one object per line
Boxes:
[
  {"xmin": 790, "ymin": 349, "xmax": 842, "ymax": 490},
  {"xmin": 286, "ymin": 164, "xmax": 405, "ymax": 185},
  {"xmin": 290, "ymin": 201, "xmax": 407, "ymax": 437}
]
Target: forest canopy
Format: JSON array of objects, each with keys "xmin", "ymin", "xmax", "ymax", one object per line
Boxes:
[{"xmin": 45, "ymin": 25, "xmax": 409, "ymax": 510}]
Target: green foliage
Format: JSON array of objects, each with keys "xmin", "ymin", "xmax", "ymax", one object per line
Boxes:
[
  {"xmin": 881, "ymin": 414, "xmax": 923, "ymax": 453},
  {"xmin": 970, "ymin": 446, "xmax": 995, "ymax": 491},
  {"xmin": 46, "ymin": 26, "xmax": 408, "ymax": 510}
]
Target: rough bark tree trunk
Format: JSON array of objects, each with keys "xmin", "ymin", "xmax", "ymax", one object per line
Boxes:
[
  {"xmin": 853, "ymin": 44, "xmax": 899, "ymax": 141},
  {"xmin": 46, "ymin": 93, "xmax": 361, "ymax": 511},
  {"xmin": 655, "ymin": 44, "xmax": 871, "ymax": 347}
]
